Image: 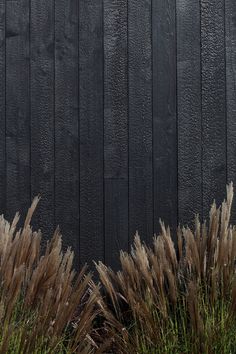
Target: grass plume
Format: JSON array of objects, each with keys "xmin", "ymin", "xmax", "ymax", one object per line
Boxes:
[
  {"xmin": 96, "ymin": 183, "xmax": 236, "ymax": 353},
  {"xmin": 0, "ymin": 197, "xmax": 103, "ymax": 353},
  {"xmin": 0, "ymin": 184, "xmax": 236, "ymax": 353}
]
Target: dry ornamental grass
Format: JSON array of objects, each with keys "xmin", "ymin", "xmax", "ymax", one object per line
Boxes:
[
  {"xmin": 0, "ymin": 184, "xmax": 236, "ymax": 353},
  {"xmin": 96, "ymin": 183, "xmax": 236, "ymax": 353},
  {"xmin": 0, "ymin": 197, "xmax": 104, "ymax": 353}
]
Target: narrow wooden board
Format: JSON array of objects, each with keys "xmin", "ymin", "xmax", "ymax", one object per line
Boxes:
[
  {"xmin": 177, "ymin": 0, "xmax": 202, "ymax": 226},
  {"xmin": 30, "ymin": 0, "xmax": 55, "ymax": 239},
  {"xmin": 201, "ymin": 0, "xmax": 226, "ymax": 218},
  {"xmin": 129, "ymin": 0, "xmax": 153, "ymax": 244},
  {"xmin": 226, "ymin": 0, "xmax": 236, "ymax": 223},
  {"xmin": 6, "ymin": 0, "xmax": 30, "ymax": 223},
  {"xmin": 153, "ymin": 0, "xmax": 177, "ymax": 236},
  {"xmin": 0, "ymin": 1, "xmax": 5, "ymax": 215},
  {"xmin": 55, "ymin": 0, "xmax": 79, "ymax": 267},
  {"xmin": 79, "ymin": 0, "xmax": 104, "ymax": 266},
  {"xmin": 104, "ymin": 0, "xmax": 128, "ymax": 268}
]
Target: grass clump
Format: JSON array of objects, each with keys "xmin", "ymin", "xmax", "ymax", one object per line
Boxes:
[
  {"xmin": 96, "ymin": 183, "xmax": 236, "ymax": 353},
  {"xmin": 0, "ymin": 197, "xmax": 103, "ymax": 353},
  {"xmin": 0, "ymin": 184, "xmax": 236, "ymax": 353}
]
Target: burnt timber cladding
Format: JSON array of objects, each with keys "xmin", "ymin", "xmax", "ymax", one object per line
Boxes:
[{"xmin": 0, "ymin": 0, "xmax": 234, "ymax": 268}]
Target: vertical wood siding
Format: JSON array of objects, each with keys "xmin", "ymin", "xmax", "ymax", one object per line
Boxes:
[{"xmin": 0, "ymin": 0, "xmax": 234, "ymax": 268}]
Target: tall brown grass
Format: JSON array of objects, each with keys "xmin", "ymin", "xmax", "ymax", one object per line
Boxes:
[
  {"xmin": 96, "ymin": 183, "xmax": 236, "ymax": 353},
  {"xmin": 1, "ymin": 184, "xmax": 236, "ymax": 353},
  {"xmin": 0, "ymin": 197, "xmax": 103, "ymax": 353}
]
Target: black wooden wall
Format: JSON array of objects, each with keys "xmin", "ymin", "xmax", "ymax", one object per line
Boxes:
[{"xmin": 0, "ymin": 0, "xmax": 235, "ymax": 269}]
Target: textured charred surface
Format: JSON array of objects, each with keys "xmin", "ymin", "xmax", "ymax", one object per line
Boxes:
[
  {"xmin": 0, "ymin": 0, "xmax": 234, "ymax": 268},
  {"xmin": 177, "ymin": 0, "xmax": 202, "ymax": 226},
  {"xmin": 201, "ymin": 0, "xmax": 226, "ymax": 219}
]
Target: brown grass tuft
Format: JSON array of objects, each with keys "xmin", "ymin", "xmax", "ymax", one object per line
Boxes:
[
  {"xmin": 96, "ymin": 183, "xmax": 236, "ymax": 353},
  {"xmin": 0, "ymin": 197, "xmax": 103, "ymax": 353}
]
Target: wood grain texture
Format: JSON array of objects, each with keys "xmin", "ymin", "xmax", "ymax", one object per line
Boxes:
[
  {"xmin": 0, "ymin": 0, "xmax": 5, "ymax": 215},
  {"xmin": 153, "ymin": 0, "xmax": 177, "ymax": 235},
  {"xmin": 226, "ymin": 0, "xmax": 236, "ymax": 223},
  {"xmin": 0, "ymin": 0, "xmax": 235, "ymax": 268},
  {"xmin": 177, "ymin": 0, "xmax": 202, "ymax": 226},
  {"xmin": 104, "ymin": 0, "xmax": 128, "ymax": 268},
  {"xmin": 201, "ymin": 0, "xmax": 226, "ymax": 218},
  {"xmin": 79, "ymin": 0, "xmax": 104, "ymax": 267},
  {"xmin": 105, "ymin": 179, "xmax": 128, "ymax": 268},
  {"xmin": 55, "ymin": 0, "xmax": 79, "ymax": 266},
  {"xmin": 30, "ymin": 0, "xmax": 55, "ymax": 239},
  {"xmin": 129, "ymin": 0, "xmax": 153, "ymax": 243},
  {"xmin": 6, "ymin": 0, "xmax": 30, "ymax": 222}
]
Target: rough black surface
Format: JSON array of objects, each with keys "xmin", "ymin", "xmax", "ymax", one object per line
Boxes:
[{"xmin": 0, "ymin": 1, "xmax": 234, "ymax": 268}]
